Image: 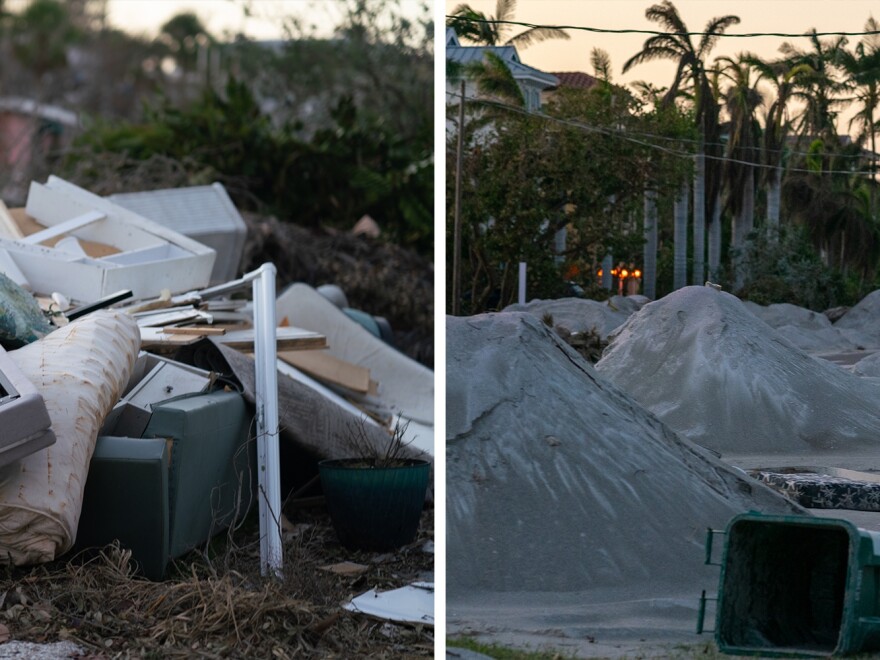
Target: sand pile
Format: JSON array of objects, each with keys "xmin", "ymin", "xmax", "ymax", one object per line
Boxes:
[
  {"xmin": 502, "ymin": 297, "xmax": 631, "ymax": 340},
  {"xmin": 446, "ymin": 312, "xmax": 800, "ymax": 597},
  {"xmin": 742, "ymin": 300, "xmax": 871, "ymax": 353},
  {"xmin": 743, "ymin": 301, "xmax": 831, "ymax": 331},
  {"xmin": 596, "ymin": 286, "xmax": 880, "ymax": 454},
  {"xmin": 835, "ymin": 289, "xmax": 880, "ymax": 346}
]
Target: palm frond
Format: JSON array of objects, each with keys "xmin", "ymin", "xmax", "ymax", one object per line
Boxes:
[
  {"xmin": 472, "ymin": 51, "xmax": 525, "ymax": 107},
  {"xmin": 644, "ymin": 1, "xmax": 688, "ymax": 36},
  {"xmin": 697, "ymin": 15, "xmax": 740, "ymax": 59},
  {"xmin": 590, "ymin": 47, "xmax": 613, "ymax": 82},
  {"xmin": 495, "ymin": 0, "xmax": 516, "ymax": 23},
  {"xmin": 507, "ymin": 26, "xmax": 569, "ymax": 48},
  {"xmin": 622, "ymin": 42, "xmax": 684, "ymax": 73}
]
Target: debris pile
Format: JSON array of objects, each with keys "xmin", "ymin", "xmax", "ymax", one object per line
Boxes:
[{"xmin": 0, "ymin": 175, "xmax": 433, "ymax": 654}]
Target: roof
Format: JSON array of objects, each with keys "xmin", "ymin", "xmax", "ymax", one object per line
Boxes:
[
  {"xmin": 446, "ymin": 44, "xmax": 558, "ymax": 88},
  {"xmin": 446, "ymin": 27, "xmax": 460, "ymax": 47},
  {"xmin": 549, "ymin": 71, "xmax": 599, "ymax": 90}
]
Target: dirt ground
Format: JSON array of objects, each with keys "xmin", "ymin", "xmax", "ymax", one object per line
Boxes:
[{"xmin": 0, "ymin": 504, "xmax": 434, "ymax": 658}]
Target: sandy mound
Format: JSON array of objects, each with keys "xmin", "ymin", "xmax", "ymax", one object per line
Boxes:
[
  {"xmin": 741, "ymin": 301, "xmax": 870, "ymax": 352},
  {"xmin": 596, "ymin": 286, "xmax": 880, "ymax": 454},
  {"xmin": 744, "ymin": 301, "xmax": 831, "ymax": 331},
  {"xmin": 835, "ymin": 289, "xmax": 880, "ymax": 346},
  {"xmin": 502, "ymin": 297, "xmax": 630, "ymax": 340},
  {"xmin": 446, "ymin": 312, "xmax": 800, "ymax": 597}
]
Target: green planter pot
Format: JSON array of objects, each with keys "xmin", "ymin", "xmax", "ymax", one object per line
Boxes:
[{"xmin": 318, "ymin": 458, "xmax": 431, "ymax": 551}]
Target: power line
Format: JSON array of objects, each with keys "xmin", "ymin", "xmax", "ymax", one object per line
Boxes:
[
  {"xmin": 445, "ymin": 89, "xmax": 876, "ymax": 176},
  {"xmin": 445, "ymin": 16, "xmax": 880, "ymax": 40}
]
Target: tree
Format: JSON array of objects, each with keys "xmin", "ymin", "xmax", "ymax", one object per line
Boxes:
[
  {"xmin": 158, "ymin": 11, "xmax": 211, "ymax": 72},
  {"xmin": 840, "ymin": 17, "xmax": 880, "ymax": 221},
  {"xmin": 744, "ymin": 53, "xmax": 808, "ymax": 228},
  {"xmin": 780, "ymin": 29, "xmax": 847, "ymax": 143},
  {"xmin": 717, "ymin": 54, "xmax": 763, "ymax": 288},
  {"xmin": 446, "ymin": 0, "xmax": 569, "ymax": 48},
  {"xmin": 623, "ymin": 0, "xmax": 740, "ymax": 289},
  {"xmin": 11, "ymin": 0, "xmax": 78, "ymax": 82}
]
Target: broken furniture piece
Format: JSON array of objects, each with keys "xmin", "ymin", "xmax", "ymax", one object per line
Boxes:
[
  {"xmin": 108, "ymin": 183, "xmax": 246, "ymax": 285},
  {"xmin": 0, "ymin": 346, "xmax": 55, "ymax": 467},
  {"xmin": 0, "ymin": 176, "xmax": 215, "ymax": 301},
  {"xmin": 78, "ymin": 389, "xmax": 254, "ymax": 580},
  {"xmin": 101, "ymin": 352, "xmax": 214, "ymax": 439}
]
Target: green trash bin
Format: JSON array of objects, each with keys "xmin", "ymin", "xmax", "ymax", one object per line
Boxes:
[{"xmin": 714, "ymin": 513, "xmax": 880, "ymax": 657}]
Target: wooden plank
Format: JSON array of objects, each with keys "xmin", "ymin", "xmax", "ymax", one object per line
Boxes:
[
  {"xmin": 220, "ymin": 327, "xmax": 326, "ymax": 352},
  {"xmin": 164, "ymin": 326, "xmax": 227, "ymax": 336},
  {"xmin": 139, "ymin": 326, "xmax": 201, "ymax": 348},
  {"xmin": 278, "ymin": 349, "xmax": 371, "ymax": 393}
]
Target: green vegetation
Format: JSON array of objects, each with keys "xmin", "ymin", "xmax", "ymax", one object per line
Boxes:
[
  {"xmin": 0, "ymin": 0, "xmax": 433, "ymax": 257},
  {"xmin": 448, "ymin": 1, "xmax": 880, "ymax": 313},
  {"xmin": 67, "ymin": 79, "xmax": 432, "ymax": 254},
  {"xmin": 448, "ymin": 636, "xmax": 577, "ymax": 659}
]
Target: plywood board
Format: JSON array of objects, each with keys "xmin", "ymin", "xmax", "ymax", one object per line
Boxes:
[
  {"xmin": 278, "ymin": 349, "xmax": 371, "ymax": 393},
  {"xmin": 220, "ymin": 327, "xmax": 326, "ymax": 352}
]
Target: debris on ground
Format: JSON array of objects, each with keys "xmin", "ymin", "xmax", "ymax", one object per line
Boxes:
[{"xmin": 0, "ymin": 175, "xmax": 433, "ymax": 656}]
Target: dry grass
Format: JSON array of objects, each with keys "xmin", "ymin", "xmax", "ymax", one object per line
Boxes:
[{"xmin": 0, "ymin": 506, "xmax": 434, "ymax": 658}]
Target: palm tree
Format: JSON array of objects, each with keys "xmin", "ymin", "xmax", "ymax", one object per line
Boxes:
[
  {"xmin": 840, "ymin": 18, "xmax": 880, "ymax": 221},
  {"xmin": 447, "ymin": 1, "xmax": 569, "ymax": 48},
  {"xmin": 643, "ymin": 188, "xmax": 658, "ymax": 298},
  {"xmin": 780, "ymin": 30, "xmax": 848, "ymax": 144},
  {"xmin": 743, "ymin": 54, "xmax": 809, "ymax": 228},
  {"xmin": 673, "ymin": 180, "xmax": 689, "ymax": 289},
  {"xmin": 624, "ymin": 0, "xmax": 739, "ymax": 289},
  {"xmin": 717, "ymin": 54, "xmax": 763, "ymax": 288}
]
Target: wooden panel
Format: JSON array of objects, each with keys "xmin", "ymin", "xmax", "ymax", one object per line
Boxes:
[
  {"xmin": 220, "ymin": 327, "xmax": 326, "ymax": 352},
  {"xmin": 278, "ymin": 349, "xmax": 371, "ymax": 393}
]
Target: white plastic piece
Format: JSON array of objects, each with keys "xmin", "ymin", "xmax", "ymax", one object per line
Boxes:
[
  {"xmin": 344, "ymin": 583, "xmax": 434, "ymax": 625},
  {"xmin": 242, "ymin": 264, "xmax": 282, "ymax": 578}
]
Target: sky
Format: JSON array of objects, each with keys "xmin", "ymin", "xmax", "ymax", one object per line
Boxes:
[
  {"xmin": 445, "ymin": 1, "xmax": 879, "ymax": 83},
  {"xmin": 445, "ymin": 1, "xmax": 880, "ymax": 132},
  {"xmin": 104, "ymin": 0, "xmax": 427, "ymax": 40}
]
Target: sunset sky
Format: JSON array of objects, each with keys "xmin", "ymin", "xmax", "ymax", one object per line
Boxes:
[
  {"xmin": 105, "ymin": 0, "xmax": 427, "ymax": 40},
  {"xmin": 445, "ymin": 1, "xmax": 879, "ymax": 133}
]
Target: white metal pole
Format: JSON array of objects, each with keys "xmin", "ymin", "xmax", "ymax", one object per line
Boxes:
[
  {"xmin": 250, "ymin": 263, "xmax": 282, "ymax": 577},
  {"xmin": 518, "ymin": 262, "xmax": 526, "ymax": 305}
]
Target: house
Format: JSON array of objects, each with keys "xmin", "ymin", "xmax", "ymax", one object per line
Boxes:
[
  {"xmin": 445, "ymin": 28, "xmax": 558, "ymax": 113},
  {"xmin": 541, "ymin": 70, "xmax": 599, "ymax": 106}
]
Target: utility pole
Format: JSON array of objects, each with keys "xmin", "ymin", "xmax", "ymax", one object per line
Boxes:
[{"xmin": 453, "ymin": 78, "xmax": 465, "ymax": 316}]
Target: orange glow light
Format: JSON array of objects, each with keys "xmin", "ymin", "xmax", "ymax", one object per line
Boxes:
[
  {"xmin": 621, "ymin": 269, "xmax": 629, "ymax": 278},
  {"xmin": 634, "ymin": 269, "xmax": 642, "ymax": 278}
]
